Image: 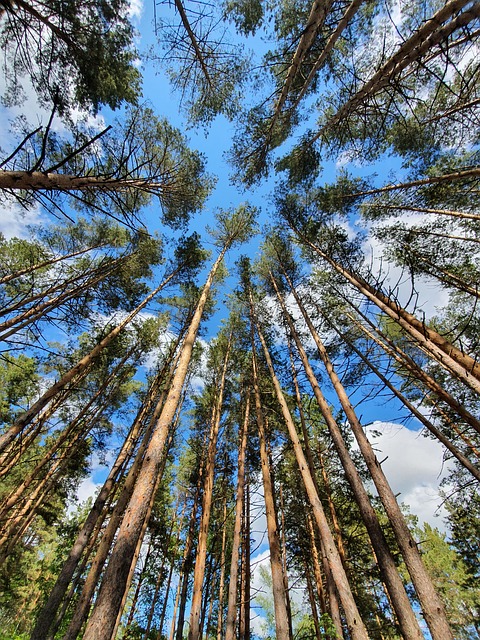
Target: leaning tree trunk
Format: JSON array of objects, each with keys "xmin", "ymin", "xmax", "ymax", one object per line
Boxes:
[
  {"xmin": 280, "ymin": 272, "xmax": 453, "ymax": 639},
  {"xmin": 252, "ymin": 301, "xmax": 370, "ymax": 640},
  {"xmin": 270, "ymin": 279, "xmax": 424, "ymax": 639},
  {"xmin": 292, "ymin": 225, "xmax": 480, "ymax": 394},
  {"xmin": 82, "ymin": 247, "xmax": 230, "ymax": 640}
]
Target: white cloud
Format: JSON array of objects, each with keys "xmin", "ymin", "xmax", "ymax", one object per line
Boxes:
[
  {"xmin": 365, "ymin": 422, "xmax": 452, "ymax": 529},
  {"xmin": 0, "ymin": 200, "xmax": 44, "ymax": 239},
  {"xmin": 128, "ymin": 0, "xmax": 143, "ymax": 21}
]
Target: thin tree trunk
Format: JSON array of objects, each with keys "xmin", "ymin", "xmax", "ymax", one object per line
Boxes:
[
  {"xmin": 239, "ymin": 481, "xmax": 251, "ymax": 640},
  {"xmin": 331, "ymin": 319, "xmax": 480, "ymax": 480},
  {"xmin": 252, "ymin": 303, "xmax": 369, "ymax": 640},
  {"xmin": 363, "ymin": 202, "xmax": 480, "ymax": 222},
  {"xmin": 0, "ymin": 241, "xmax": 106, "ymax": 286},
  {"xmin": 250, "ymin": 348, "xmax": 291, "ymax": 640},
  {"xmin": 344, "ymin": 305, "xmax": 480, "ymax": 435},
  {"xmin": 269, "ymin": 280, "xmax": 423, "ymax": 639},
  {"xmin": 276, "ymin": 273, "xmax": 452, "ymax": 639},
  {"xmin": 225, "ymin": 395, "xmax": 250, "ymax": 640},
  {"xmin": 216, "ymin": 498, "xmax": 228, "ymax": 640},
  {"xmin": 188, "ymin": 334, "xmax": 233, "ymax": 640}
]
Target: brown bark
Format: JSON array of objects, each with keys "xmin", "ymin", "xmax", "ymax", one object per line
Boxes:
[
  {"xmin": 188, "ymin": 334, "xmax": 232, "ymax": 640},
  {"xmin": 363, "ymin": 202, "xmax": 480, "ymax": 222},
  {"xmin": 82, "ymin": 248, "xmax": 229, "ymax": 640},
  {"xmin": 239, "ymin": 481, "xmax": 251, "ymax": 640},
  {"xmin": 280, "ymin": 272, "xmax": 453, "ymax": 639},
  {"xmin": 331, "ymin": 319, "xmax": 480, "ymax": 480},
  {"xmin": 225, "ymin": 394, "xmax": 250, "ymax": 640},
  {"xmin": 0, "ymin": 267, "xmax": 177, "ymax": 455},
  {"xmin": 216, "ymin": 500, "xmax": 228, "ymax": 640},
  {"xmin": 292, "ymin": 0, "xmax": 366, "ymax": 110},
  {"xmin": 345, "ymin": 305, "xmax": 480, "ymax": 435},
  {"xmin": 0, "ymin": 170, "xmax": 170, "ymax": 194},
  {"xmin": 30, "ymin": 352, "xmax": 175, "ymax": 640},
  {"xmin": 252, "ymin": 303, "xmax": 369, "ymax": 640},
  {"xmin": 251, "ymin": 347, "xmax": 291, "ymax": 640},
  {"xmin": 267, "ymin": 0, "xmax": 332, "ymax": 135},
  {"xmin": 349, "ymin": 166, "xmax": 480, "ymax": 199},
  {"xmin": 293, "ymin": 225, "xmax": 480, "ymax": 393},
  {"xmin": 173, "ymin": 0, "xmax": 213, "ymax": 88},
  {"xmin": 270, "ymin": 278, "xmax": 423, "ymax": 638}
]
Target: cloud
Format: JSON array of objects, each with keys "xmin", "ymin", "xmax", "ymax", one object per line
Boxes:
[
  {"xmin": 365, "ymin": 422, "xmax": 452, "ymax": 529},
  {"xmin": 0, "ymin": 200, "xmax": 44, "ymax": 239}
]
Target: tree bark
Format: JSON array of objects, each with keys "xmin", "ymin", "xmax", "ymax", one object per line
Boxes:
[
  {"xmin": 252, "ymin": 300, "xmax": 370, "ymax": 640},
  {"xmin": 82, "ymin": 247, "xmax": 229, "ymax": 640},
  {"xmin": 225, "ymin": 393, "xmax": 250, "ymax": 640},
  {"xmin": 280, "ymin": 272, "xmax": 453, "ymax": 639}
]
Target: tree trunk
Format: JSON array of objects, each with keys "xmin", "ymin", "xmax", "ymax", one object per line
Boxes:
[
  {"xmin": 331, "ymin": 318, "xmax": 480, "ymax": 480},
  {"xmin": 188, "ymin": 334, "xmax": 232, "ymax": 640},
  {"xmin": 278, "ymin": 272, "xmax": 453, "ymax": 639},
  {"xmin": 313, "ymin": 0, "xmax": 478, "ymax": 140},
  {"xmin": 270, "ymin": 278, "xmax": 424, "ymax": 639},
  {"xmin": 252, "ymin": 302, "xmax": 369, "ymax": 640},
  {"xmin": 251, "ymin": 347, "xmax": 291, "ymax": 640},
  {"xmin": 225, "ymin": 395, "xmax": 250, "ymax": 640},
  {"xmin": 82, "ymin": 247, "xmax": 229, "ymax": 640},
  {"xmin": 30, "ymin": 355, "xmax": 173, "ymax": 640}
]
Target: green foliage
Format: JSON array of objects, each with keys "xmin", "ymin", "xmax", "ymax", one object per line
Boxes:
[
  {"xmin": 0, "ymin": 0, "xmax": 141, "ymax": 115},
  {"xmin": 223, "ymin": 0, "xmax": 265, "ymax": 35},
  {"xmin": 0, "ymin": 353, "xmax": 39, "ymax": 425}
]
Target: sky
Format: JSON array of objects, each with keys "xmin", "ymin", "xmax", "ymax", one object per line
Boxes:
[{"xmin": 0, "ymin": 1, "xmax": 462, "ymax": 634}]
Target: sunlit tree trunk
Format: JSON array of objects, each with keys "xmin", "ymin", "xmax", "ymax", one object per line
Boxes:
[
  {"xmin": 251, "ymin": 347, "xmax": 291, "ymax": 640},
  {"xmin": 188, "ymin": 333, "xmax": 232, "ymax": 640},
  {"xmin": 251, "ymin": 298, "xmax": 369, "ymax": 640},
  {"xmin": 269, "ymin": 276, "xmax": 423, "ymax": 639},
  {"xmin": 82, "ymin": 247, "xmax": 230, "ymax": 640}
]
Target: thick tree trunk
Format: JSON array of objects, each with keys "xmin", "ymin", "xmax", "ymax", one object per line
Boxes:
[
  {"xmin": 82, "ymin": 248, "xmax": 228, "ymax": 640},
  {"xmin": 0, "ymin": 170, "xmax": 168, "ymax": 193},
  {"xmin": 313, "ymin": 0, "xmax": 478, "ymax": 140},
  {"xmin": 292, "ymin": 0, "xmax": 365, "ymax": 109},
  {"xmin": 30, "ymin": 353, "xmax": 175, "ymax": 640}
]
